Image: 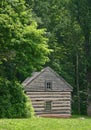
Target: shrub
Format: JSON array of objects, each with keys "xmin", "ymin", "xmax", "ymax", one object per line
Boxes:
[
  {"xmin": 25, "ymin": 96, "xmax": 34, "ymax": 118},
  {"xmin": 0, "ymin": 77, "xmax": 34, "ymax": 118},
  {"xmin": 0, "ymin": 78, "xmax": 11, "ymax": 118}
]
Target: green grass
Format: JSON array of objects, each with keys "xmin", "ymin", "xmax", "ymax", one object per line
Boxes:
[{"xmin": 0, "ymin": 116, "xmax": 91, "ymax": 130}]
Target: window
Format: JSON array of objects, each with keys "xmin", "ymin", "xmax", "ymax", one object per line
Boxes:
[
  {"xmin": 45, "ymin": 101, "xmax": 52, "ymax": 111},
  {"xmin": 46, "ymin": 81, "xmax": 52, "ymax": 91}
]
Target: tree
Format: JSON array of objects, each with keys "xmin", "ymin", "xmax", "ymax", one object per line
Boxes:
[
  {"xmin": 0, "ymin": 0, "xmax": 50, "ymax": 81},
  {"xmin": 69, "ymin": 0, "xmax": 91, "ymax": 116},
  {"xmin": 0, "ymin": 0, "xmax": 50, "ymax": 118},
  {"xmin": 26, "ymin": 0, "xmax": 90, "ymax": 115}
]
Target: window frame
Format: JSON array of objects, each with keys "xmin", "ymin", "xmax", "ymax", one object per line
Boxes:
[
  {"xmin": 45, "ymin": 80, "xmax": 52, "ymax": 91},
  {"xmin": 45, "ymin": 100, "xmax": 52, "ymax": 112}
]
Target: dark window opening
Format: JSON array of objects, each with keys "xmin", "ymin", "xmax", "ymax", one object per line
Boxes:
[
  {"xmin": 45, "ymin": 101, "xmax": 52, "ymax": 111},
  {"xmin": 46, "ymin": 81, "xmax": 52, "ymax": 91}
]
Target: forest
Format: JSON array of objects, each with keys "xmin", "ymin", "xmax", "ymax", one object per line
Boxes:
[{"xmin": 0, "ymin": 0, "xmax": 91, "ymax": 118}]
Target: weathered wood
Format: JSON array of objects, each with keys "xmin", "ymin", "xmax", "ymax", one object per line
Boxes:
[
  {"xmin": 35, "ymin": 110, "xmax": 71, "ymax": 114},
  {"xmin": 33, "ymin": 106, "xmax": 71, "ymax": 110},
  {"xmin": 33, "ymin": 104, "xmax": 71, "ymax": 108},
  {"xmin": 23, "ymin": 67, "xmax": 73, "ymax": 117},
  {"xmin": 30, "ymin": 97, "xmax": 71, "ymax": 101},
  {"xmin": 26, "ymin": 91, "xmax": 71, "ymax": 95},
  {"xmin": 27, "ymin": 95, "xmax": 71, "ymax": 98},
  {"xmin": 32, "ymin": 100, "xmax": 70, "ymax": 104},
  {"xmin": 29, "ymin": 92, "xmax": 71, "ymax": 99},
  {"xmin": 24, "ymin": 67, "xmax": 72, "ymax": 92},
  {"xmin": 53, "ymin": 101, "xmax": 71, "ymax": 104}
]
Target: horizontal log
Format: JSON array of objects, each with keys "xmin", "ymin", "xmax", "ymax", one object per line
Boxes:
[
  {"xmin": 34, "ymin": 108, "xmax": 71, "ymax": 112},
  {"xmin": 28, "ymin": 95, "xmax": 71, "ymax": 99},
  {"xmin": 32, "ymin": 101, "xmax": 71, "ymax": 105},
  {"xmin": 32, "ymin": 103, "xmax": 71, "ymax": 107},
  {"xmin": 52, "ymin": 107, "xmax": 71, "ymax": 110},
  {"xmin": 32, "ymin": 102, "xmax": 71, "ymax": 107},
  {"xmin": 33, "ymin": 105, "xmax": 44, "ymax": 108},
  {"xmin": 32, "ymin": 103, "xmax": 44, "ymax": 106},
  {"xmin": 26, "ymin": 92, "xmax": 71, "ymax": 95},
  {"xmin": 32, "ymin": 104, "xmax": 71, "ymax": 108},
  {"xmin": 30, "ymin": 97, "xmax": 71, "ymax": 101},
  {"xmin": 26, "ymin": 90, "xmax": 71, "ymax": 92},
  {"xmin": 32, "ymin": 102, "xmax": 44, "ymax": 105},
  {"xmin": 52, "ymin": 104, "xmax": 71, "ymax": 107},
  {"xmin": 53, "ymin": 101, "xmax": 71, "ymax": 104},
  {"xmin": 35, "ymin": 110, "xmax": 71, "ymax": 115}
]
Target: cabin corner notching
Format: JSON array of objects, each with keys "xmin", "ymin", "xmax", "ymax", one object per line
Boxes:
[{"xmin": 22, "ymin": 67, "xmax": 73, "ymax": 118}]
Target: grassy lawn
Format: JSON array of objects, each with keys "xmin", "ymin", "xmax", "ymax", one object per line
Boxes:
[{"xmin": 0, "ymin": 116, "xmax": 91, "ymax": 130}]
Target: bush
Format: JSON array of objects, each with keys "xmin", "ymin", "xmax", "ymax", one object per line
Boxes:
[
  {"xmin": 25, "ymin": 96, "xmax": 34, "ymax": 118},
  {"xmin": 0, "ymin": 77, "xmax": 34, "ymax": 118},
  {"xmin": 0, "ymin": 78, "xmax": 11, "ymax": 118}
]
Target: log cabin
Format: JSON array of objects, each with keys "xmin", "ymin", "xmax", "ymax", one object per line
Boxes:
[{"xmin": 22, "ymin": 67, "xmax": 73, "ymax": 118}]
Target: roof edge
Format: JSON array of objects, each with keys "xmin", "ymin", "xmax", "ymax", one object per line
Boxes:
[{"xmin": 22, "ymin": 66, "xmax": 73, "ymax": 91}]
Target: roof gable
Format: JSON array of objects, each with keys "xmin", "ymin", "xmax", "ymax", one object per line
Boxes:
[{"xmin": 22, "ymin": 67, "xmax": 73, "ymax": 91}]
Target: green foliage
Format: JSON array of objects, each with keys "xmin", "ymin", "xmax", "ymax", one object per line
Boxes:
[
  {"xmin": 0, "ymin": 0, "xmax": 50, "ymax": 118},
  {"xmin": 25, "ymin": 0, "xmax": 91, "ymax": 115},
  {"xmin": 68, "ymin": 0, "xmax": 91, "ymax": 115},
  {"xmin": 0, "ymin": 0, "xmax": 91, "ymax": 117},
  {"xmin": 0, "ymin": 0, "xmax": 50, "ymax": 81},
  {"xmin": 0, "ymin": 77, "xmax": 34, "ymax": 118},
  {"xmin": 0, "ymin": 78, "xmax": 11, "ymax": 118},
  {"xmin": 25, "ymin": 96, "xmax": 34, "ymax": 118},
  {"xmin": 9, "ymin": 81, "xmax": 27, "ymax": 118}
]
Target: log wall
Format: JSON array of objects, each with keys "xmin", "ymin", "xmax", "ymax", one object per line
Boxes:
[
  {"xmin": 26, "ymin": 91, "xmax": 72, "ymax": 117},
  {"xmin": 24, "ymin": 67, "xmax": 72, "ymax": 117}
]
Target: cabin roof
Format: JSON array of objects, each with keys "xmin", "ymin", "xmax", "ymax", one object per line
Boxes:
[{"xmin": 22, "ymin": 67, "xmax": 73, "ymax": 91}]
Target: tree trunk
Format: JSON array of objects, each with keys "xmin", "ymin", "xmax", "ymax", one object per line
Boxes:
[
  {"xmin": 76, "ymin": 53, "xmax": 80, "ymax": 114},
  {"xmin": 84, "ymin": 32, "xmax": 91, "ymax": 116}
]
